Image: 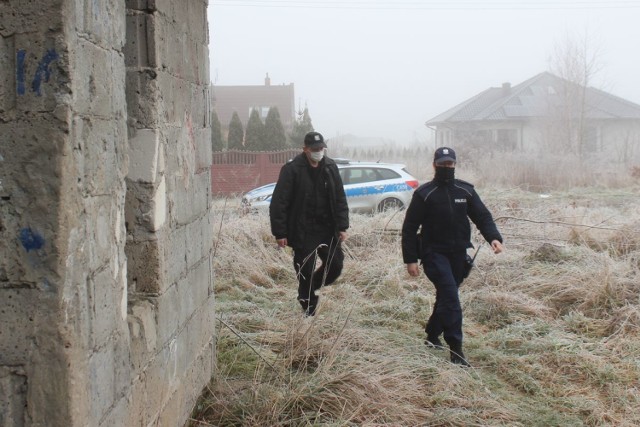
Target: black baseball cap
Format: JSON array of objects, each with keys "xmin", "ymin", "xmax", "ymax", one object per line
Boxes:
[
  {"xmin": 304, "ymin": 131, "xmax": 327, "ymax": 148},
  {"xmin": 434, "ymin": 147, "xmax": 456, "ymax": 164}
]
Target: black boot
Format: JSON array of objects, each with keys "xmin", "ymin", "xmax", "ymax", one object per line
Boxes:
[
  {"xmin": 449, "ymin": 344, "xmax": 471, "ymax": 367},
  {"xmin": 307, "ymin": 294, "xmax": 320, "ymax": 316},
  {"xmin": 425, "ymin": 336, "xmax": 444, "ymax": 349},
  {"xmin": 298, "ymin": 298, "xmax": 310, "ymax": 314},
  {"xmin": 298, "ymin": 296, "xmax": 319, "ymax": 317}
]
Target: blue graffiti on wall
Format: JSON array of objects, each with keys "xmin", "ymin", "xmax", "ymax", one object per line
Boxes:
[
  {"xmin": 19, "ymin": 228, "xmax": 45, "ymax": 252},
  {"xmin": 16, "ymin": 50, "xmax": 26, "ymax": 95},
  {"xmin": 16, "ymin": 48, "xmax": 60, "ymax": 96},
  {"xmin": 32, "ymin": 49, "xmax": 59, "ymax": 96}
]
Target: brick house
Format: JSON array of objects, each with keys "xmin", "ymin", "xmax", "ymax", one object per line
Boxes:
[{"xmin": 212, "ymin": 73, "xmax": 295, "ymax": 134}]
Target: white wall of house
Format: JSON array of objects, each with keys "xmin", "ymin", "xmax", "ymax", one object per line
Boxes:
[
  {"xmin": 438, "ymin": 119, "xmax": 640, "ymax": 162},
  {"xmin": 600, "ymin": 121, "xmax": 640, "ymax": 163}
]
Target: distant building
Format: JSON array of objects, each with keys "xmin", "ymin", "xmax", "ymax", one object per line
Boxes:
[
  {"xmin": 426, "ymin": 72, "xmax": 640, "ymax": 161},
  {"xmin": 212, "ymin": 73, "xmax": 295, "ymax": 135}
]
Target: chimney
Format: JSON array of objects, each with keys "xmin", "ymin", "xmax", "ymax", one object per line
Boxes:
[
  {"xmin": 265, "ymin": 73, "xmax": 271, "ymax": 86},
  {"xmin": 502, "ymin": 82, "xmax": 511, "ymax": 96}
]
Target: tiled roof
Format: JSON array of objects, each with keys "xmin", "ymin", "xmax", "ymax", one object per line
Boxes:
[{"xmin": 426, "ymin": 72, "xmax": 640, "ymax": 125}]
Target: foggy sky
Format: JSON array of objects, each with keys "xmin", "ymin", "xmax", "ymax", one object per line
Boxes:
[{"xmin": 207, "ymin": 0, "xmax": 640, "ymax": 144}]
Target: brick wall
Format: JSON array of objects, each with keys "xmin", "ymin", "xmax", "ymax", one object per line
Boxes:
[{"xmin": 211, "ymin": 149, "xmax": 299, "ymax": 195}]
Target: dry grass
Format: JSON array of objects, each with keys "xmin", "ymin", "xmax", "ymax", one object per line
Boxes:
[
  {"xmin": 192, "ymin": 187, "xmax": 640, "ymax": 426},
  {"xmin": 455, "ymin": 150, "xmax": 640, "ymax": 191}
]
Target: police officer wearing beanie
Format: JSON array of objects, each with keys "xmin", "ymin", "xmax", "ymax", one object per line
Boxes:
[
  {"xmin": 401, "ymin": 147, "xmax": 503, "ymax": 366},
  {"xmin": 270, "ymin": 131, "xmax": 349, "ymax": 316}
]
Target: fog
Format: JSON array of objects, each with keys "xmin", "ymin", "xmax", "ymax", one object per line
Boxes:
[{"xmin": 207, "ymin": 0, "xmax": 640, "ymax": 145}]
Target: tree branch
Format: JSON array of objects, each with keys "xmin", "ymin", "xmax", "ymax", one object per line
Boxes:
[{"xmin": 494, "ymin": 216, "xmax": 623, "ymax": 231}]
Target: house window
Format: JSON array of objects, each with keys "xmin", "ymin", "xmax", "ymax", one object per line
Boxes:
[
  {"xmin": 496, "ymin": 129, "xmax": 517, "ymax": 150},
  {"xmin": 476, "ymin": 130, "xmax": 492, "ymax": 145},
  {"xmin": 248, "ymin": 106, "xmax": 271, "ymax": 120}
]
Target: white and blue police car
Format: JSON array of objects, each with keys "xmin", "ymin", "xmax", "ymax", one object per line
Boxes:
[{"xmin": 241, "ymin": 159, "xmax": 419, "ymax": 214}]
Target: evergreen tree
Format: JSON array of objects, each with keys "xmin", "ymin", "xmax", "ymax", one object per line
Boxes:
[
  {"xmin": 244, "ymin": 108, "xmax": 264, "ymax": 151},
  {"xmin": 289, "ymin": 107, "xmax": 314, "ymax": 146},
  {"xmin": 211, "ymin": 110, "xmax": 224, "ymax": 152},
  {"xmin": 227, "ymin": 111, "xmax": 244, "ymax": 150},
  {"xmin": 263, "ymin": 107, "xmax": 287, "ymax": 150}
]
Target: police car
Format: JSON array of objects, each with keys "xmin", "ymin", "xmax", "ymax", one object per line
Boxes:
[{"xmin": 241, "ymin": 159, "xmax": 419, "ymax": 214}]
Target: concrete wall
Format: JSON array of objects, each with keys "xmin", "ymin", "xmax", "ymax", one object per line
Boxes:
[{"xmin": 0, "ymin": 1, "xmax": 215, "ymax": 426}]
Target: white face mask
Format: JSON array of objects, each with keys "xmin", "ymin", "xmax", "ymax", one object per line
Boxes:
[{"xmin": 309, "ymin": 150, "xmax": 324, "ymax": 162}]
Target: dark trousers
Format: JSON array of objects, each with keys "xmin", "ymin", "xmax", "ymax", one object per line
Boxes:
[
  {"xmin": 293, "ymin": 228, "xmax": 344, "ymax": 302},
  {"xmin": 422, "ymin": 251, "xmax": 467, "ymax": 347}
]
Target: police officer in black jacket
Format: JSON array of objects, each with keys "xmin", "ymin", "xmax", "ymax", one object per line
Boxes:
[
  {"xmin": 402, "ymin": 147, "xmax": 503, "ymax": 366},
  {"xmin": 270, "ymin": 131, "xmax": 349, "ymax": 316}
]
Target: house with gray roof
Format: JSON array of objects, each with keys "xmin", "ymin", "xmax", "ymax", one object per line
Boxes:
[{"xmin": 426, "ymin": 72, "xmax": 640, "ymax": 162}]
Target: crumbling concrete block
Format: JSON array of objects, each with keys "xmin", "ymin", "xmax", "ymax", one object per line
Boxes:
[{"xmin": 128, "ymin": 128, "xmax": 162, "ymax": 184}]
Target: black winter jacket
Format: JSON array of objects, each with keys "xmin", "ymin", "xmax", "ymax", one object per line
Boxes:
[
  {"xmin": 401, "ymin": 178, "xmax": 502, "ymax": 264},
  {"xmin": 270, "ymin": 153, "xmax": 349, "ymax": 248}
]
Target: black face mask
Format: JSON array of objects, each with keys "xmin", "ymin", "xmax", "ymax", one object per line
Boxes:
[{"xmin": 434, "ymin": 166, "xmax": 455, "ymax": 182}]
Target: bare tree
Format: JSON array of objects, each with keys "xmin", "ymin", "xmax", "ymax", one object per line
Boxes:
[{"xmin": 548, "ymin": 29, "xmax": 604, "ymax": 161}]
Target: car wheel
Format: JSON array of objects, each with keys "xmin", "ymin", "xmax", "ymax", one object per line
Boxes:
[{"xmin": 377, "ymin": 197, "xmax": 403, "ymax": 212}]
